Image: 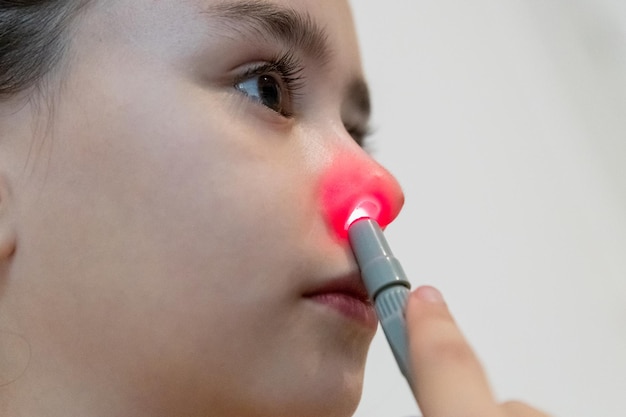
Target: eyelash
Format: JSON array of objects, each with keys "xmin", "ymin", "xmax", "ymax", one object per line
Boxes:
[{"xmin": 234, "ymin": 51, "xmax": 306, "ymax": 118}]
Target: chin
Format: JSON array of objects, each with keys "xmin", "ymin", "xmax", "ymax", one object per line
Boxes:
[
  {"xmin": 225, "ymin": 355, "xmax": 364, "ymax": 417},
  {"xmin": 316, "ymin": 375, "xmax": 364, "ymax": 417},
  {"xmin": 257, "ymin": 366, "xmax": 365, "ymax": 417},
  {"xmin": 225, "ymin": 313, "xmax": 373, "ymax": 417}
]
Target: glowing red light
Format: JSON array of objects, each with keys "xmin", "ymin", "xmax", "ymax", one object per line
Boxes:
[
  {"xmin": 345, "ymin": 199, "xmax": 381, "ymax": 229},
  {"xmin": 318, "ymin": 150, "xmax": 403, "ymax": 239}
]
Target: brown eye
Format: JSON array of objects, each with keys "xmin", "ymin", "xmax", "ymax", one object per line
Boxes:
[{"xmin": 236, "ymin": 73, "xmax": 284, "ymax": 114}]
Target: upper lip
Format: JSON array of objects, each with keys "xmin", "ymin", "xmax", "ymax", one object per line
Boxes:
[{"xmin": 303, "ymin": 272, "xmax": 371, "ymax": 305}]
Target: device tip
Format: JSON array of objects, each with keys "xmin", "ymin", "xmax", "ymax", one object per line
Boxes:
[{"xmin": 345, "ymin": 199, "xmax": 381, "ymax": 231}]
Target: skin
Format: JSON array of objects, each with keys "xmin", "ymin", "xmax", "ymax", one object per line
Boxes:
[{"xmin": 0, "ymin": 1, "xmax": 549, "ymax": 417}]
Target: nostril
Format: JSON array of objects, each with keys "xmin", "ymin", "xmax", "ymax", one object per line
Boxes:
[{"xmin": 318, "ymin": 150, "xmax": 404, "ymax": 240}]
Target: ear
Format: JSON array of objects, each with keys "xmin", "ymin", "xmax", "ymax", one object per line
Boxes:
[{"xmin": 0, "ymin": 174, "xmax": 16, "ymax": 260}]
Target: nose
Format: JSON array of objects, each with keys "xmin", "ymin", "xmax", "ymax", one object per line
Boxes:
[{"xmin": 319, "ymin": 149, "xmax": 405, "ymax": 239}]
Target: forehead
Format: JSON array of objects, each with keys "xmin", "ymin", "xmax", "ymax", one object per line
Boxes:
[
  {"xmin": 93, "ymin": 0, "xmax": 357, "ymax": 47},
  {"xmin": 83, "ymin": 0, "xmax": 362, "ymax": 74}
]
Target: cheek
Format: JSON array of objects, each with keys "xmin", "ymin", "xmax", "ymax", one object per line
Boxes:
[{"xmin": 318, "ymin": 151, "xmax": 400, "ymax": 240}]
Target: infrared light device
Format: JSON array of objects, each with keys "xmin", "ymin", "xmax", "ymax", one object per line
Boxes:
[{"xmin": 347, "ymin": 211, "xmax": 413, "ymax": 388}]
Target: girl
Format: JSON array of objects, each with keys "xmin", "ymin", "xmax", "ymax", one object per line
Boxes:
[{"xmin": 0, "ymin": 1, "xmax": 547, "ymax": 416}]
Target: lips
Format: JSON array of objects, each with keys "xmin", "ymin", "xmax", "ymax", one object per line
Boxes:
[{"xmin": 303, "ymin": 274, "xmax": 378, "ymax": 330}]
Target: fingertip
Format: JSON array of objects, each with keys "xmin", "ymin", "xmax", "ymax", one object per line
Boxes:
[
  {"xmin": 406, "ymin": 285, "xmax": 451, "ymax": 337},
  {"xmin": 411, "ymin": 285, "xmax": 446, "ymax": 304},
  {"xmin": 502, "ymin": 400, "xmax": 552, "ymax": 417}
]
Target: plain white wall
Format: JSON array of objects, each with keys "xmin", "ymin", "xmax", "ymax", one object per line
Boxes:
[{"xmin": 349, "ymin": 2, "xmax": 626, "ymax": 417}]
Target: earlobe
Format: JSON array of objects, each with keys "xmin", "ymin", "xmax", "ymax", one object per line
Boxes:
[{"xmin": 0, "ymin": 174, "xmax": 17, "ymax": 260}]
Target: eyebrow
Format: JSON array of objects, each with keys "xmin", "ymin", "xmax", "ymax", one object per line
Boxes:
[{"xmin": 204, "ymin": 1, "xmax": 332, "ymax": 65}]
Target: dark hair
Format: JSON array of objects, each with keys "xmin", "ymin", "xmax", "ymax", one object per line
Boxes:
[{"xmin": 0, "ymin": 1, "xmax": 89, "ymax": 98}]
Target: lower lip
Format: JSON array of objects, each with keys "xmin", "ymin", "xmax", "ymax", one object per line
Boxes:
[{"xmin": 306, "ymin": 293, "xmax": 378, "ymax": 330}]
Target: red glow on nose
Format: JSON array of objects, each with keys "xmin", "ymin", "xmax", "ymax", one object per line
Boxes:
[{"xmin": 319, "ymin": 151, "xmax": 403, "ymax": 239}]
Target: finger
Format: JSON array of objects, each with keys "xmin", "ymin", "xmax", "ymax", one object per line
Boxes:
[
  {"xmin": 502, "ymin": 400, "xmax": 551, "ymax": 417},
  {"xmin": 406, "ymin": 286, "xmax": 498, "ymax": 417}
]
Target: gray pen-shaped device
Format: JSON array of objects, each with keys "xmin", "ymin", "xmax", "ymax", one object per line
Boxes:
[{"xmin": 348, "ymin": 217, "xmax": 413, "ymax": 387}]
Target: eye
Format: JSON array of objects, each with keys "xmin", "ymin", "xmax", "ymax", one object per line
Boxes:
[
  {"xmin": 235, "ymin": 73, "xmax": 286, "ymax": 115},
  {"xmin": 233, "ymin": 52, "xmax": 305, "ymax": 119}
]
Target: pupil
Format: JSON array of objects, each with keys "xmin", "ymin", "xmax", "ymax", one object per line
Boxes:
[{"xmin": 258, "ymin": 75, "xmax": 281, "ymax": 111}]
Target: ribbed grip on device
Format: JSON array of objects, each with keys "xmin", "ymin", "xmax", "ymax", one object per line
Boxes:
[
  {"xmin": 375, "ymin": 286, "xmax": 409, "ymax": 321},
  {"xmin": 375, "ymin": 285, "xmax": 411, "ymax": 382}
]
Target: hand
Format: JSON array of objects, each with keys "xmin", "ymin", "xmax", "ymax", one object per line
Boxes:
[{"xmin": 406, "ymin": 286, "xmax": 550, "ymax": 417}]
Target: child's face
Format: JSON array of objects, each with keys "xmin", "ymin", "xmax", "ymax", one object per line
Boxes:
[{"xmin": 6, "ymin": 0, "xmax": 403, "ymax": 415}]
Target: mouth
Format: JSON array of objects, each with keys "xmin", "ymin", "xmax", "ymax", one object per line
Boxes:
[{"xmin": 303, "ymin": 273, "xmax": 378, "ymax": 330}]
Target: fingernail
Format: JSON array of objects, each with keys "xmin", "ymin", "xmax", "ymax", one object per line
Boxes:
[{"xmin": 415, "ymin": 285, "xmax": 445, "ymax": 304}]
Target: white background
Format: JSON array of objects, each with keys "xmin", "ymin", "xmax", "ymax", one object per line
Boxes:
[{"xmin": 349, "ymin": 1, "xmax": 626, "ymax": 417}]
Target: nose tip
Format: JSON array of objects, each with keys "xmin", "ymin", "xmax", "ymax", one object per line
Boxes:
[{"xmin": 319, "ymin": 150, "xmax": 404, "ymax": 239}]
